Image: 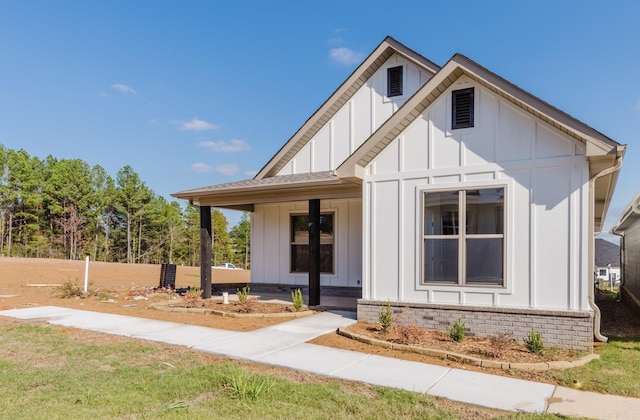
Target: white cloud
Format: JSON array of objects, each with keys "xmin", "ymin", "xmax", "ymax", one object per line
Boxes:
[
  {"xmin": 149, "ymin": 118, "xmax": 159, "ymax": 125},
  {"xmin": 198, "ymin": 139, "xmax": 251, "ymax": 152},
  {"xmin": 179, "ymin": 118, "xmax": 219, "ymax": 131},
  {"xmin": 216, "ymin": 164, "xmax": 239, "ymax": 176},
  {"xmin": 111, "ymin": 83, "xmax": 136, "ymax": 94},
  {"xmin": 329, "ymin": 47, "xmax": 365, "ymax": 66},
  {"xmin": 634, "ymin": 99, "xmax": 640, "ymax": 112},
  {"xmin": 244, "ymin": 170, "xmax": 258, "ymax": 177},
  {"xmin": 191, "ymin": 163, "xmax": 212, "ymax": 173},
  {"xmin": 97, "ymin": 92, "xmax": 108, "ymax": 98}
]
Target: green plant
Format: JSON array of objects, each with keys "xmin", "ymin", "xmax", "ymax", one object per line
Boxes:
[
  {"xmin": 379, "ymin": 301, "xmax": 393, "ymax": 331},
  {"xmin": 449, "ymin": 318, "xmax": 466, "ymax": 343},
  {"xmin": 291, "ymin": 288, "xmax": 304, "ymax": 311},
  {"xmin": 237, "ymin": 286, "xmax": 250, "ymax": 302},
  {"xmin": 524, "ymin": 328, "xmax": 544, "ymax": 354},
  {"xmin": 222, "ymin": 364, "xmax": 273, "ymax": 404}
]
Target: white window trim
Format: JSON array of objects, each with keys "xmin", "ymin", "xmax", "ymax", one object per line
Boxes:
[{"xmin": 416, "ymin": 179, "xmax": 513, "ymax": 293}]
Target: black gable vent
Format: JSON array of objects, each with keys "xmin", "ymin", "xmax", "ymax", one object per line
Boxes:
[
  {"xmin": 452, "ymin": 88, "xmax": 474, "ymax": 129},
  {"xmin": 387, "ymin": 66, "xmax": 403, "ymax": 97}
]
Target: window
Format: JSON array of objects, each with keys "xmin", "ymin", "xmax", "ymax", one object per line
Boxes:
[
  {"xmin": 452, "ymin": 87, "xmax": 474, "ymax": 129},
  {"xmin": 599, "ymin": 269, "xmax": 607, "ymax": 276},
  {"xmin": 387, "ymin": 66, "xmax": 403, "ymax": 97},
  {"xmin": 422, "ymin": 187, "xmax": 504, "ymax": 286},
  {"xmin": 290, "ymin": 213, "xmax": 334, "ymax": 273}
]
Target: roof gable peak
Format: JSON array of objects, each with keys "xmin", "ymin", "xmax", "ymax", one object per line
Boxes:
[{"xmin": 254, "ymin": 37, "xmax": 440, "ymax": 179}]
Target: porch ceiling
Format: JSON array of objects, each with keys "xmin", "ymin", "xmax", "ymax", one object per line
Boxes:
[{"xmin": 171, "ymin": 171, "xmax": 362, "ymax": 211}]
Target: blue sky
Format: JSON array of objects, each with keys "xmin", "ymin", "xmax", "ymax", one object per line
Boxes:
[{"xmin": 1, "ymin": 1, "xmax": 639, "ymax": 234}]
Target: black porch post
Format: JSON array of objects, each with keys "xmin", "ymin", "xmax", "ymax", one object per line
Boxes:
[
  {"xmin": 309, "ymin": 199, "xmax": 321, "ymax": 306},
  {"xmin": 200, "ymin": 205, "xmax": 212, "ymax": 299}
]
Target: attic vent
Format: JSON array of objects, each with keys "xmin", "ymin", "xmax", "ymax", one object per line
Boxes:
[
  {"xmin": 387, "ymin": 66, "xmax": 403, "ymax": 97},
  {"xmin": 452, "ymin": 88, "xmax": 474, "ymax": 129}
]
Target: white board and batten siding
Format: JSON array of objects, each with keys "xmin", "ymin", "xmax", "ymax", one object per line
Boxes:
[
  {"xmin": 251, "ymin": 198, "xmax": 362, "ymax": 288},
  {"xmin": 277, "ymin": 54, "xmax": 434, "ymax": 176},
  {"xmin": 364, "ymin": 76, "xmax": 590, "ymax": 312}
]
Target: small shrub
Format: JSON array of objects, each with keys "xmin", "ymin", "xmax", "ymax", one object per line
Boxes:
[
  {"xmin": 236, "ymin": 286, "xmax": 250, "ymax": 302},
  {"xmin": 379, "ymin": 301, "xmax": 393, "ymax": 331},
  {"xmin": 449, "ymin": 318, "xmax": 466, "ymax": 343},
  {"xmin": 524, "ymin": 328, "xmax": 544, "ymax": 354},
  {"xmin": 487, "ymin": 331, "xmax": 515, "ymax": 359},
  {"xmin": 291, "ymin": 288, "xmax": 304, "ymax": 311},
  {"xmin": 181, "ymin": 286, "xmax": 202, "ymax": 308},
  {"xmin": 391, "ymin": 308, "xmax": 426, "ymax": 345},
  {"xmin": 58, "ymin": 280, "xmax": 85, "ymax": 298}
]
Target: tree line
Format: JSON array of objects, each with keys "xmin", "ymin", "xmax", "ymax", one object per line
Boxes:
[{"xmin": 0, "ymin": 144, "xmax": 250, "ymax": 267}]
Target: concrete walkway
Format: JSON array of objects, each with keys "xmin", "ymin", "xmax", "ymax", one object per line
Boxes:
[{"xmin": 2, "ymin": 306, "xmax": 640, "ymax": 418}]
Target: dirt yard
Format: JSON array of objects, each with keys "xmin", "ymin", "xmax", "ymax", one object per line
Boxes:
[
  {"xmin": 2, "ymin": 257, "xmax": 639, "ymax": 384},
  {"xmin": 0, "ymin": 257, "xmax": 278, "ymax": 331}
]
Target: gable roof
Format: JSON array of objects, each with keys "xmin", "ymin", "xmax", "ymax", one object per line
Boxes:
[
  {"xmin": 254, "ymin": 36, "xmax": 440, "ymax": 180},
  {"xmin": 337, "ymin": 53, "xmax": 623, "ymax": 178},
  {"xmin": 611, "ymin": 189, "xmax": 640, "ymax": 234},
  {"xmin": 335, "ymin": 53, "xmax": 625, "ymax": 232},
  {"xmin": 595, "ymin": 238, "xmax": 620, "ymax": 267},
  {"xmin": 173, "ymin": 37, "xmax": 624, "ymax": 231}
]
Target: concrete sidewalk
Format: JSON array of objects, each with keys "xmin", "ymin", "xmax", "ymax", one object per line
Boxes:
[{"xmin": 2, "ymin": 306, "xmax": 639, "ymax": 418}]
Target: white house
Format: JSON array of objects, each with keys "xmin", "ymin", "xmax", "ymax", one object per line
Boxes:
[
  {"xmin": 594, "ymin": 238, "xmax": 621, "ymax": 287},
  {"xmin": 173, "ymin": 37, "xmax": 625, "ymax": 351},
  {"xmin": 611, "ymin": 191, "xmax": 640, "ymax": 313}
]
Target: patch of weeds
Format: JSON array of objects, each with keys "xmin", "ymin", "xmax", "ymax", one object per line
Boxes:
[
  {"xmin": 58, "ymin": 280, "xmax": 85, "ymax": 298},
  {"xmin": 379, "ymin": 300, "xmax": 393, "ymax": 332},
  {"xmin": 487, "ymin": 331, "xmax": 514, "ymax": 359},
  {"xmin": 236, "ymin": 286, "xmax": 250, "ymax": 302},
  {"xmin": 291, "ymin": 288, "xmax": 304, "ymax": 311},
  {"xmin": 181, "ymin": 286, "xmax": 202, "ymax": 308},
  {"xmin": 392, "ymin": 308, "xmax": 426, "ymax": 345},
  {"xmin": 524, "ymin": 328, "xmax": 544, "ymax": 354},
  {"xmin": 221, "ymin": 364, "xmax": 273, "ymax": 405},
  {"xmin": 449, "ymin": 318, "xmax": 466, "ymax": 343},
  {"xmin": 157, "ymin": 400, "xmax": 190, "ymax": 412}
]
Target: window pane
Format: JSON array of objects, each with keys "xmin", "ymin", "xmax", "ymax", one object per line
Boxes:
[
  {"xmin": 466, "ymin": 188, "xmax": 504, "ymax": 234},
  {"xmin": 290, "ymin": 214, "xmax": 334, "ymax": 273},
  {"xmin": 291, "ymin": 215, "xmax": 308, "ymax": 243},
  {"xmin": 424, "ymin": 238, "xmax": 458, "ymax": 282},
  {"xmin": 466, "ymin": 238, "xmax": 503, "ymax": 284},
  {"xmin": 319, "ymin": 214, "xmax": 334, "ymax": 244},
  {"xmin": 291, "ymin": 244, "xmax": 308, "ymax": 272},
  {"xmin": 424, "ymin": 191, "xmax": 459, "ymax": 235}
]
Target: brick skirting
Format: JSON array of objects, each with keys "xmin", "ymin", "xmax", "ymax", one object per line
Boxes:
[{"xmin": 357, "ymin": 299, "xmax": 594, "ymax": 352}]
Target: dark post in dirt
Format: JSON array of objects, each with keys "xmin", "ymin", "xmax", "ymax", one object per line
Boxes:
[
  {"xmin": 309, "ymin": 199, "xmax": 320, "ymax": 306},
  {"xmin": 200, "ymin": 205, "xmax": 212, "ymax": 299}
]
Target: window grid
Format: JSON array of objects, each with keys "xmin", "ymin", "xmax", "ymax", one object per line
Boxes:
[{"xmin": 422, "ymin": 187, "xmax": 505, "ymax": 287}]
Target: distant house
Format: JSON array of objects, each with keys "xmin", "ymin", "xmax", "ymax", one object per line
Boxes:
[
  {"xmin": 594, "ymin": 238, "xmax": 621, "ymax": 286},
  {"xmin": 611, "ymin": 191, "xmax": 640, "ymax": 313},
  {"xmin": 173, "ymin": 37, "xmax": 625, "ymax": 351}
]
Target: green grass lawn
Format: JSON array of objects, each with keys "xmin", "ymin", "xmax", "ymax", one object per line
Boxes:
[
  {"xmin": 0, "ymin": 321, "xmax": 567, "ymax": 419},
  {"xmin": 548, "ymin": 337, "xmax": 640, "ymax": 397}
]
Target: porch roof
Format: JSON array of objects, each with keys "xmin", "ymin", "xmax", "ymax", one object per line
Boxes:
[{"xmin": 171, "ymin": 171, "xmax": 361, "ymax": 211}]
